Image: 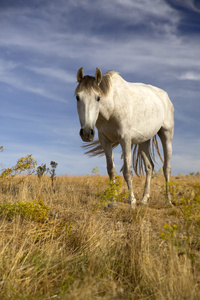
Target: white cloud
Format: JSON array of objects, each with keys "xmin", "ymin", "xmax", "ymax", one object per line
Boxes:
[
  {"xmin": 0, "ymin": 72, "xmax": 67, "ymax": 103},
  {"xmin": 69, "ymin": 0, "xmax": 179, "ymax": 27},
  {"xmin": 0, "ymin": 0, "xmax": 198, "ymax": 79},
  {"xmin": 0, "ymin": 0, "xmax": 179, "ymax": 58},
  {"xmin": 0, "ymin": 59, "xmax": 68, "ymax": 102},
  {"xmin": 178, "ymin": 71, "xmax": 200, "ymax": 81},
  {"xmin": 26, "ymin": 66, "xmax": 75, "ymax": 84},
  {"xmin": 170, "ymin": 0, "xmax": 200, "ymax": 12}
]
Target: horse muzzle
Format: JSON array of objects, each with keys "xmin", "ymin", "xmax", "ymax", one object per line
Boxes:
[{"xmin": 80, "ymin": 127, "xmax": 95, "ymax": 142}]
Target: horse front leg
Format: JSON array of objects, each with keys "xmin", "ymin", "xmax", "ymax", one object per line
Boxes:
[
  {"xmin": 99, "ymin": 134, "xmax": 115, "ymax": 181},
  {"xmin": 99, "ymin": 134, "xmax": 119, "ymax": 205},
  {"xmin": 121, "ymin": 139, "xmax": 136, "ymax": 208}
]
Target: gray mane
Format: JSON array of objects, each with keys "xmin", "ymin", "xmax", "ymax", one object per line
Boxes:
[{"xmin": 75, "ymin": 71, "xmax": 117, "ymax": 96}]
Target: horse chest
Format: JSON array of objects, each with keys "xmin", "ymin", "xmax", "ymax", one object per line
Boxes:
[{"xmin": 96, "ymin": 119, "xmax": 120, "ymax": 142}]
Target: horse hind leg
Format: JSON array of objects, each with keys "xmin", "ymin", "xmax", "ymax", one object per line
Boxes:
[
  {"xmin": 139, "ymin": 140, "xmax": 154, "ymax": 205},
  {"xmin": 158, "ymin": 127, "xmax": 173, "ymax": 205}
]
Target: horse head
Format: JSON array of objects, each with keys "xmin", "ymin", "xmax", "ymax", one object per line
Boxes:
[{"xmin": 75, "ymin": 68, "xmax": 102, "ymax": 142}]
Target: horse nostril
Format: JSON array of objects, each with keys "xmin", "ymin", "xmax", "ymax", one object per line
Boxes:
[
  {"xmin": 80, "ymin": 129, "xmax": 83, "ymax": 136},
  {"xmin": 80, "ymin": 128, "xmax": 94, "ymax": 140}
]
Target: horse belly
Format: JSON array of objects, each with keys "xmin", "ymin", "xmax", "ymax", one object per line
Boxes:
[
  {"xmin": 129, "ymin": 97, "xmax": 165, "ymax": 143},
  {"xmin": 130, "ymin": 123, "xmax": 161, "ymax": 144}
]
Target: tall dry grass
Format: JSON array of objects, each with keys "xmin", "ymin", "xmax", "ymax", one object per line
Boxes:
[{"xmin": 0, "ymin": 174, "xmax": 200, "ymax": 299}]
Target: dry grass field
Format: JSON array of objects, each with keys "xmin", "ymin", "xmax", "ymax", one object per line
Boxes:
[{"xmin": 0, "ymin": 173, "xmax": 200, "ymax": 299}]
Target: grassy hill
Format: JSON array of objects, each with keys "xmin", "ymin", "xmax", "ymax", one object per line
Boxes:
[{"xmin": 0, "ymin": 174, "xmax": 200, "ymax": 299}]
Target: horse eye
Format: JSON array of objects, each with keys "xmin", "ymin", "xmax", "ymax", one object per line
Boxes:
[
  {"xmin": 76, "ymin": 95, "xmax": 80, "ymax": 101},
  {"xmin": 97, "ymin": 96, "xmax": 101, "ymax": 102}
]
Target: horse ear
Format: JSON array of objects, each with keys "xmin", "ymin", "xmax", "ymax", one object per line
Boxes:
[
  {"xmin": 77, "ymin": 67, "xmax": 84, "ymax": 83},
  {"xmin": 95, "ymin": 67, "xmax": 102, "ymax": 85}
]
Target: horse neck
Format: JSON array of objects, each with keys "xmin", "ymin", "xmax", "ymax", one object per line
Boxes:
[
  {"xmin": 98, "ymin": 90, "xmax": 114, "ymax": 122},
  {"xmin": 98, "ymin": 73, "xmax": 119, "ymax": 122}
]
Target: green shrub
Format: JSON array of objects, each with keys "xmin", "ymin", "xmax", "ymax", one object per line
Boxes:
[
  {"xmin": 160, "ymin": 182, "xmax": 200, "ymax": 261},
  {"xmin": 0, "ymin": 199, "xmax": 49, "ymax": 222},
  {"xmin": 96, "ymin": 175, "xmax": 129, "ymax": 207},
  {"xmin": 0, "ymin": 154, "xmax": 37, "ymax": 179}
]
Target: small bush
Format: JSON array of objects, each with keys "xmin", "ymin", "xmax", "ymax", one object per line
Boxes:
[
  {"xmin": 36, "ymin": 163, "xmax": 48, "ymax": 179},
  {"xmin": 96, "ymin": 174, "xmax": 129, "ymax": 207},
  {"xmin": 160, "ymin": 182, "xmax": 200, "ymax": 261},
  {"xmin": 0, "ymin": 199, "xmax": 49, "ymax": 222},
  {"xmin": 0, "ymin": 154, "xmax": 37, "ymax": 179}
]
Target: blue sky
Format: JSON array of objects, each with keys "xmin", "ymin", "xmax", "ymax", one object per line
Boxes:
[{"xmin": 0, "ymin": 0, "xmax": 200, "ymax": 176}]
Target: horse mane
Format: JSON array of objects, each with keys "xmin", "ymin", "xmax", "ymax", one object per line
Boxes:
[
  {"xmin": 99, "ymin": 71, "xmax": 117, "ymax": 96},
  {"xmin": 82, "ymin": 135, "xmax": 163, "ymax": 176},
  {"xmin": 75, "ymin": 71, "xmax": 117, "ymax": 96}
]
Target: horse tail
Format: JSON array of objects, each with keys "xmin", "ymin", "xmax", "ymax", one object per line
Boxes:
[
  {"xmin": 132, "ymin": 135, "xmax": 163, "ymax": 176},
  {"xmin": 82, "ymin": 140, "xmax": 119, "ymax": 157},
  {"xmin": 83, "ymin": 135, "xmax": 163, "ymax": 176}
]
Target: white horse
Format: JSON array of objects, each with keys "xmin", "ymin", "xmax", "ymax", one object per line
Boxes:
[{"xmin": 75, "ymin": 67, "xmax": 174, "ymax": 208}]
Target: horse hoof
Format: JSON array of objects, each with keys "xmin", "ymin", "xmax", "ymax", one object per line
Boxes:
[
  {"xmin": 165, "ymin": 201, "xmax": 174, "ymax": 207},
  {"xmin": 137, "ymin": 202, "xmax": 148, "ymax": 206},
  {"xmin": 108, "ymin": 202, "xmax": 131, "ymax": 209},
  {"xmin": 130, "ymin": 203, "xmax": 136, "ymax": 209}
]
